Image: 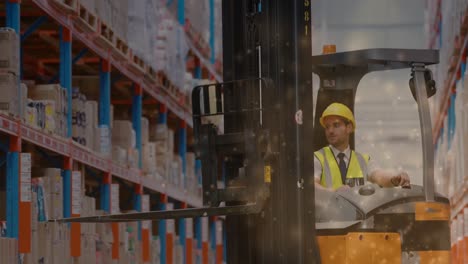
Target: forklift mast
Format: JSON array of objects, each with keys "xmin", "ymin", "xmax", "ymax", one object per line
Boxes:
[{"xmin": 221, "ymin": 0, "xmax": 317, "ymax": 263}]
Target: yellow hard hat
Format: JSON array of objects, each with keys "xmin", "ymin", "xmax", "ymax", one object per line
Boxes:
[{"xmin": 320, "ymin": 103, "xmax": 356, "ymax": 130}]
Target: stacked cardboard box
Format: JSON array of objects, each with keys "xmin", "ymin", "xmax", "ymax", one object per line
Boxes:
[
  {"xmin": 84, "ymin": 101, "xmax": 111, "ymax": 157},
  {"xmin": 112, "ymin": 145, "xmax": 128, "ymax": 165},
  {"xmin": 71, "ymin": 77, "xmax": 114, "ymax": 156},
  {"xmin": 40, "ymin": 168, "xmax": 64, "ymax": 220},
  {"xmin": 96, "ymin": 212, "xmax": 114, "ymax": 263},
  {"xmin": 0, "ymin": 28, "xmax": 20, "ymax": 119},
  {"xmin": 151, "ymin": 236, "xmax": 161, "ymax": 264},
  {"xmin": 153, "ymin": 13, "xmax": 170, "ymax": 72},
  {"xmin": 72, "ymin": 88, "xmax": 87, "ymax": 145},
  {"xmin": 28, "ymin": 84, "xmax": 68, "ymax": 136},
  {"xmin": 112, "ymin": 120, "xmax": 139, "ymax": 167},
  {"xmin": 141, "ymin": 117, "xmax": 149, "ymax": 144},
  {"xmin": 112, "ymin": 120, "xmax": 135, "ymax": 147},
  {"xmin": 111, "ymin": 183, "xmax": 120, "ymax": 215},
  {"xmin": 31, "ymin": 181, "xmax": 41, "ymax": 263},
  {"xmin": 119, "ymin": 218, "xmax": 140, "ymax": 263},
  {"xmin": 81, "ymin": 196, "xmax": 97, "ymax": 264},
  {"xmin": 24, "ymin": 99, "xmax": 37, "ymax": 128},
  {"xmin": 0, "ymin": 73, "xmax": 19, "ymax": 117},
  {"xmin": 32, "ymin": 174, "xmax": 50, "ymax": 223},
  {"xmin": 0, "ymin": 237, "xmax": 18, "ymax": 264},
  {"xmin": 30, "ymin": 176, "xmax": 61, "ymax": 263},
  {"xmin": 84, "ymin": 100, "xmax": 99, "ymax": 150},
  {"xmin": 30, "ymin": 221, "xmax": 72, "ymax": 264},
  {"xmin": 142, "ymin": 117, "xmax": 160, "ymax": 178},
  {"xmin": 0, "ymin": 28, "xmax": 19, "ymax": 75},
  {"xmin": 127, "ymin": 148, "xmax": 140, "ymax": 168},
  {"xmin": 142, "ymin": 142, "xmax": 157, "ymax": 176},
  {"xmin": 97, "ymin": 124, "xmax": 112, "ymax": 157},
  {"xmin": 186, "ymin": 152, "xmax": 198, "ymax": 193},
  {"xmin": 169, "ymin": 154, "xmax": 183, "ymax": 187},
  {"xmin": 154, "ymin": 124, "xmax": 174, "ymax": 180},
  {"xmin": 174, "ymin": 237, "xmax": 184, "ymax": 264}
]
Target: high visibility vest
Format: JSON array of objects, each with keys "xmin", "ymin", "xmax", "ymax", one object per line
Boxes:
[{"xmin": 314, "ymin": 147, "xmax": 370, "ymax": 190}]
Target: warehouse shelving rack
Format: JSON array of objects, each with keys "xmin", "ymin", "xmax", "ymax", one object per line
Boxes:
[
  {"xmin": 429, "ymin": 2, "xmax": 468, "ymax": 221},
  {"xmin": 1, "ymin": 0, "xmax": 225, "ymax": 263}
]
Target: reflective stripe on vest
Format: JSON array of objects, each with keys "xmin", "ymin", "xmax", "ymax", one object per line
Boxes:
[{"xmin": 315, "ymin": 147, "xmax": 370, "ymax": 190}]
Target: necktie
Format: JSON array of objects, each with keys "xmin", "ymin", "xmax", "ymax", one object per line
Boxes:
[{"xmin": 337, "ymin": 152, "xmax": 347, "ymax": 184}]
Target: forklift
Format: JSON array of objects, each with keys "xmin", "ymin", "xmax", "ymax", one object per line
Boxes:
[{"xmin": 56, "ymin": 1, "xmax": 451, "ymax": 263}]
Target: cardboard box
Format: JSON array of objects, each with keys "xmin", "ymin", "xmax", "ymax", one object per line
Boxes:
[
  {"xmin": 155, "ymin": 124, "xmax": 168, "ymax": 140},
  {"xmin": 25, "ymin": 103, "xmax": 38, "ymax": 128},
  {"xmin": 112, "ymin": 120, "xmax": 135, "ymax": 148},
  {"xmin": 141, "ymin": 117, "xmax": 149, "ymax": 144},
  {"xmin": 29, "ymin": 84, "xmax": 64, "ymax": 114},
  {"xmin": 0, "ymin": 73, "xmax": 19, "ymax": 116},
  {"xmin": 112, "ymin": 145, "xmax": 127, "ymax": 164},
  {"xmin": 39, "ymin": 168, "xmax": 63, "ymax": 220},
  {"xmin": 142, "ymin": 142, "xmax": 157, "ymax": 175},
  {"xmin": 156, "ymin": 154, "xmax": 171, "ymax": 180},
  {"xmin": 97, "ymin": 125, "xmax": 111, "ymax": 156},
  {"xmin": 127, "ymin": 147, "xmax": 139, "ymax": 167},
  {"xmin": 85, "ymin": 101, "xmax": 98, "ymax": 149},
  {"xmin": 0, "ymin": 28, "xmax": 19, "ymax": 75},
  {"xmin": 170, "ymin": 155, "xmax": 182, "ymax": 186}
]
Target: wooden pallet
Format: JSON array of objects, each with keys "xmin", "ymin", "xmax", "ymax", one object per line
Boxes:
[
  {"xmin": 73, "ymin": 3, "xmax": 97, "ymax": 33},
  {"xmin": 112, "ymin": 36, "xmax": 130, "ymax": 61},
  {"xmin": 167, "ymin": 84, "xmax": 178, "ymax": 98},
  {"xmin": 160, "ymin": 74, "xmax": 170, "ymax": 89},
  {"xmin": 128, "ymin": 51, "xmax": 146, "ymax": 75},
  {"xmin": 144, "ymin": 65, "xmax": 157, "ymax": 84},
  {"xmin": 156, "ymin": 72, "xmax": 165, "ymax": 86},
  {"xmin": 94, "ymin": 20, "xmax": 115, "ymax": 50},
  {"xmin": 175, "ymin": 89, "xmax": 186, "ymax": 105},
  {"xmin": 185, "ymin": 94, "xmax": 191, "ymax": 107},
  {"xmin": 48, "ymin": 0, "xmax": 78, "ymax": 15}
]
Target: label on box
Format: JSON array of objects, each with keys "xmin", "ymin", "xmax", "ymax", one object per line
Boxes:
[
  {"xmin": 20, "ymin": 172, "xmax": 31, "ymax": 183},
  {"xmin": 20, "ymin": 181, "xmax": 31, "ymax": 202},
  {"xmin": 99, "ymin": 125, "xmax": 111, "ymax": 155},
  {"xmin": 20, "ymin": 153, "xmax": 31, "ymax": 173},
  {"xmin": 72, "ymin": 205, "xmax": 81, "ymax": 215},
  {"xmin": 72, "ymin": 171, "xmax": 81, "ymax": 215}
]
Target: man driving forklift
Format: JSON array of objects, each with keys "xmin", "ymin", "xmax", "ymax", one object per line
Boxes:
[{"xmin": 314, "ymin": 102, "xmax": 411, "ymax": 191}]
